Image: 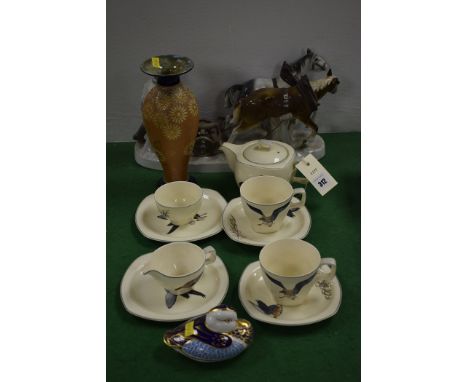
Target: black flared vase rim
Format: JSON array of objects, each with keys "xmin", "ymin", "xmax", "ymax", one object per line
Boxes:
[{"xmin": 140, "ymin": 55, "xmax": 194, "ymax": 78}]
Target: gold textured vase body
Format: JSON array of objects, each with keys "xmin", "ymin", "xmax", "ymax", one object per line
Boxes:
[
  {"xmin": 142, "ymin": 83, "xmax": 199, "ymax": 181},
  {"xmin": 140, "ymin": 55, "xmax": 199, "ymax": 182}
]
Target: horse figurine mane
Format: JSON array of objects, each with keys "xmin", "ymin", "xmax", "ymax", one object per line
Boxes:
[
  {"xmin": 280, "ymin": 61, "xmax": 298, "ymax": 86},
  {"xmin": 289, "ymin": 48, "xmax": 330, "ymax": 76}
]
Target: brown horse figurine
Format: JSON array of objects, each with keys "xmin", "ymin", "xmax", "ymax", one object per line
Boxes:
[
  {"xmin": 228, "ymin": 64, "xmax": 339, "ymax": 142},
  {"xmin": 230, "ymin": 76, "xmax": 317, "ymax": 134}
]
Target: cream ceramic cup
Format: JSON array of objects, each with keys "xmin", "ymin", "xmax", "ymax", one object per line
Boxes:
[
  {"xmin": 154, "ymin": 181, "xmax": 203, "ymax": 226},
  {"xmin": 141, "ymin": 242, "xmax": 216, "ymax": 296},
  {"xmin": 240, "ymin": 175, "xmax": 306, "ymax": 233},
  {"xmin": 259, "ymin": 239, "xmax": 336, "ymax": 306}
]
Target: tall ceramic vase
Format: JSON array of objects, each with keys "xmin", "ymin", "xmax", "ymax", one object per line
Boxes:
[{"xmin": 140, "ymin": 55, "xmax": 199, "ymax": 183}]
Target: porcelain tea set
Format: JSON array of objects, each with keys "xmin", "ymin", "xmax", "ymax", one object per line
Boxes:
[{"xmin": 121, "ymin": 139, "xmax": 341, "ymax": 362}]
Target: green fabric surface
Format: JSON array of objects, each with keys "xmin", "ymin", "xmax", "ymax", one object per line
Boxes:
[{"xmin": 107, "ymin": 132, "xmax": 360, "ymax": 381}]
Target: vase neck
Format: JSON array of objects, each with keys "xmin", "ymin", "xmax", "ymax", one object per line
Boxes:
[{"xmin": 155, "ymin": 76, "xmax": 180, "ymax": 86}]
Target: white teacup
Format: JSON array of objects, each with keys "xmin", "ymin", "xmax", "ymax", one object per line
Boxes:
[
  {"xmin": 259, "ymin": 239, "xmax": 336, "ymax": 306},
  {"xmin": 240, "ymin": 175, "xmax": 306, "ymax": 233},
  {"xmin": 141, "ymin": 242, "xmax": 216, "ymax": 296},
  {"xmin": 154, "ymin": 181, "xmax": 202, "ymax": 226}
]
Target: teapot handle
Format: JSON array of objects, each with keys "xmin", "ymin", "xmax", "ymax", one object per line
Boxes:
[
  {"xmin": 291, "ymin": 175, "xmax": 309, "ymax": 185},
  {"xmin": 291, "ymin": 168, "xmax": 309, "ymax": 185}
]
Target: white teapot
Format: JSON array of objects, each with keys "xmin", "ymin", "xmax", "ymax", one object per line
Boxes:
[{"xmin": 220, "ymin": 140, "xmax": 307, "ymax": 185}]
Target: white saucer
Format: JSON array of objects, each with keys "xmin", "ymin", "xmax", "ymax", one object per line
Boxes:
[
  {"xmin": 238, "ymin": 261, "xmax": 341, "ymax": 326},
  {"xmin": 135, "ymin": 188, "xmax": 227, "ymax": 242},
  {"xmin": 222, "ymin": 197, "xmax": 311, "ymax": 246},
  {"xmin": 121, "ymin": 253, "xmax": 229, "ymax": 322}
]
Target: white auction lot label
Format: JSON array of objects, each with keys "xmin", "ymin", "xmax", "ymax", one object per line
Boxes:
[{"xmin": 295, "ymin": 154, "xmax": 338, "ymax": 196}]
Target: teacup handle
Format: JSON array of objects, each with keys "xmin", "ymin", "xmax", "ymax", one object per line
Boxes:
[
  {"xmin": 203, "ymin": 246, "xmax": 217, "ymax": 265},
  {"xmin": 290, "ymin": 188, "xmax": 306, "ymax": 210},
  {"xmin": 316, "ymin": 258, "xmax": 336, "ymax": 282}
]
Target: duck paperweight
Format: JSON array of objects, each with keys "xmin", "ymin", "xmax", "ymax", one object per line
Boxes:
[{"xmin": 163, "ymin": 305, "xmax": 254, "ymax": 362}]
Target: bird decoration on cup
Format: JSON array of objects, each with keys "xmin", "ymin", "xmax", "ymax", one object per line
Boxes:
[
  {"xmin": 245, "ymin": 201, "xmax": 290, "ymax": 227},
  {"xmin": 265, "ymin": 272, "xmax": 315, "ymax": 299},
  {"xmin": 164, "ymin": 273, "xmax": 206, "ymax": 309}
]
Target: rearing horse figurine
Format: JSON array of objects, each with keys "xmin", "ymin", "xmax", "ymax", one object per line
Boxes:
[{"xmin": 228, "ymin": 62, "xmax": 339, "ymax": 142}]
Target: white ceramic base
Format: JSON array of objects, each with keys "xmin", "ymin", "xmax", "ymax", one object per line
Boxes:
[
  {"xmin": 135, "ymin": 189, "xmax": 227, "ymax": 242},
  {"xmin": 121, "ymin": 253, "xmax": 229, "ymax": 322},
  {"xmin": 134, "ymin": 141, "xmax": 231, "ymax": 172},
  {"xmin": 296, "ymin": 134, "xmax": 325, "ymax": 161},
  {"xmin": 221, "ymin": 197, "xmax": 311, "ymax": 247},
  {"xmin": 238, "ymin": 261, "xmax": 341, "ymax": 326},
  {"xmin": 134, "ymin": 134, "xmax": 325, "ymax": 171}
]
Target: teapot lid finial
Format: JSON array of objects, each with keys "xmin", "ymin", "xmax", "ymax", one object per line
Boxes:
[{"xmin": 242, "ymin": 140, "xmax": 289, "ymax": 165}]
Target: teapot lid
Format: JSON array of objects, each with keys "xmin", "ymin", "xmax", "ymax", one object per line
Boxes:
[{"xmin": 242, "ymin": 140, "xmax": 290, "ymax": 165}]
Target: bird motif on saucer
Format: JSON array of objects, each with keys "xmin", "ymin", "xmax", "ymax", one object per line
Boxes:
[{"xmin": 249, "ymin": 300, "xmax": 283, "ymax": 318}]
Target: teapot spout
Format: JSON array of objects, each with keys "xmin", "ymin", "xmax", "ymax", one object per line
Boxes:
[{"xmin": 220, "ymin": 142, "xmax": 239, "ymax": 171}]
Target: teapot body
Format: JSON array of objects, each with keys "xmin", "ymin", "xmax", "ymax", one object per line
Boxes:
[
  {"xmin": 220, "ymin": 140, "xmax": 302, "ymax": 186},
  {"xmin": 233, "ymin": 161, "xmax": 296, "ymax": 185}
]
